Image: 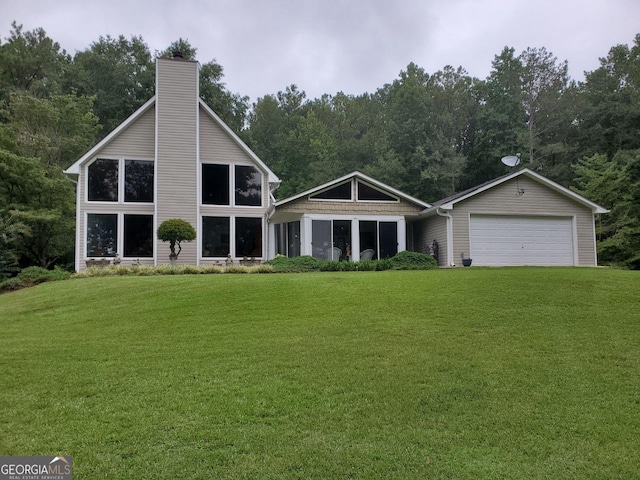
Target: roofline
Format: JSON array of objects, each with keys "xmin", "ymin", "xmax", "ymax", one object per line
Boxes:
[
  {"xmin": 64, "ymin": 96, "xmax": 281, "ymax": 187},
  {"xmin": 198, "ymin": 99, "xmax": 280, "ymax": 186},
  {"xmin": 422, "ymin": 168, "xmax": 608, "ymax": 215},
  {"xmin": 64, "ymin": 96, "xmax": 157, "ymax": 174},
  {"xmin": 274, "ymin": 171, "xmax": 431, "ymax": 208}
]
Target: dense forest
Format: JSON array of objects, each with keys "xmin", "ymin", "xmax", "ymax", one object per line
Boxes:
[{"xmin": 1, "ymin": 22, "xmax": 639, "ymax": 272}]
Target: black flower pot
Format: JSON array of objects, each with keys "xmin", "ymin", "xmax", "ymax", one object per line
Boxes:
[{"xmin": 462, "ymin": 258, "xmax": 473, "ymax": 267}]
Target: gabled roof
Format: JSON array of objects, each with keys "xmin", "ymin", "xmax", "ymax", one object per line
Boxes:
[
  {"xmin": 422, "ymin": 168, "xmax": 609, "ymax": 214},
  {"xmin": 64, "ymin": 97, "xmax": 280, "ymax": 186},
  {"xmin": 274, "ymin": 171, "xmax": 431, "ymax": 209},
  {"xmin": 64, "ymin": 96, "xmax": 156, "ymax": 175},
  {"xmin": 198, "ymin": 99, "xmax": 280, "ymax": 185}
]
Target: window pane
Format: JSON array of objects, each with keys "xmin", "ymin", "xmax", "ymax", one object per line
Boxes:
[
  {"xmin": 124, "ymin": 215, "xmax": 153, "ymax": 257},
  {"xmin": 235, "ymin": 166, "xmax": 262, "ymax": 206},
  {"xmin": 236, "ymin": 217, "xmax": 262, "ymax": 257},
  {"xmin": 359, "ymin": 220, "xmax": 378, "ymax": 260},
  {"xmin": 202, "ymin": 216, "xmax": 230, "ymax": 257},
  {"xmin": 333, "ymin": 220, "xmax": 351, "ymax": 261},
  {"xmin": 87, "ymin": 214, "xmax": 118, "ymax": 257},
  {"xmin": 312, "ymin": 220, "xmax": 332, "ymax": 259},
  {"xmin": 202, "ymin": 164, "xmax": 230, "ymax": 205},
  {"xmin": 125, "ymin": 160, "xmax": 154, "ymax": 202},
  {"xmin": 88, "ymin": 159, "xmax": 118, "ymax": 202},
  {"xmin": 287, "ymin": 221, "xmax": 301, "ymax": 257},
  {"xmin": 357, "ymin": 181, "xmax": 397, "ymax": 202},
  {"xmin": 310, "ymin": 182, "xmax": 352, "ymax": 200},
  {"xmin": 379, "ymin": 222, "xmax": 398, "ymax": 259}
]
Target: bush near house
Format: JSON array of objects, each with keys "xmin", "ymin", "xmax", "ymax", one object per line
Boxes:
[{"xmin": 267, "ymin": 252, "xmax": 437, "ymax": 273}]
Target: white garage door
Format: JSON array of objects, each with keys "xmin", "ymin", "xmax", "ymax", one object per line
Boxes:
[{"xmin": 469, "ymin": 215, "xmax": 575, "ymax": 266}]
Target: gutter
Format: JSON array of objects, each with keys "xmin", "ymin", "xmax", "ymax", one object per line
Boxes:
[{"xmin": 436, "ymin": 207, "xmax": 455, "ymax": 267}]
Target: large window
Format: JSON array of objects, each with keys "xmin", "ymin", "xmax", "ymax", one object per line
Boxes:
[
  {"xmin": 202, "ymin": 164, "xmax": 230, "ymax": 205},
  {"xmin": 311, "ymin": 220, "xmax": 351, "ymax": 261},
  {"xmin": 124, "ymin": 215, "xmax": 153, "ymax": 257},
  {"xmin": 202, "ymin": 216, "xmax": 262, "ymax": 258},
  {"xmin": 88, "ymin": 158, "xmax": 154, "ymax": 203},
  {"xmin": 235, "ymin": 165, "xmax": 262, "ymax": 206},
  {"xmin": 236, "ymin": 217, "xmax": 262, "ymax": 257},
  {"xmin": 87, "ymin": 214, "xmax": 118, "ymax": 257},
  {"xmin": 125, "ymin": 160, "xmax": 154, "ymax": 203},
  {"xmin": 202, "ymin": 217, "xmax": 230, "ymax": 256},
  {"xmin": 202, "ymin": 164, "xmax": 262, "ymax": 206},
  {"xmin": 359, "ymin": 220, "xmax": 398, "ymax": 259},
  {"xmin": 88, "ymin": 159, "xmax": 118, "ymax": 202}
]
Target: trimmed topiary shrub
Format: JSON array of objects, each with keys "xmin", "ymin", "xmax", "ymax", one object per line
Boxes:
[{"xmin": 157, "ymin": 219, "xmax": 196, "ymax": 259}]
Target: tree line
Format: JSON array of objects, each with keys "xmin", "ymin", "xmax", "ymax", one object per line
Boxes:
[{"xmin": 1, "ymin": 22, "xmax": 639, "ymax": 272}]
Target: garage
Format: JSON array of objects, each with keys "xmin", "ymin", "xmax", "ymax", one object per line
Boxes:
[{"xmin": 469, "ymin": 215, "xmax": 575, "ymax": 266}]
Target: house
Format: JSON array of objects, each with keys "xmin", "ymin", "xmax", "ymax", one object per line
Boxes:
[{"xmin": 65, "ymin": 54, "xmax": 608, "ymax": 270}]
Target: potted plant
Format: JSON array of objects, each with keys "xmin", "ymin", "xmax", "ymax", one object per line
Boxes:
[
  {"xmin": 157, "ymin": 219, "xmax": 196, "ymax": 264},
  {"xmin": 461, "ymin": 253, "xmax": 473, "ymax": 267}
]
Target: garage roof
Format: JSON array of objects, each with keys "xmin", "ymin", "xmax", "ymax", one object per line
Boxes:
[{"xmin": 421, "ymin": 168, "xmax": 609, "ymax": 215}]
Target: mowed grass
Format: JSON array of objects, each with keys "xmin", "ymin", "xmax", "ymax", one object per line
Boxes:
[{"xmin": 1, "ymin": 268, "xmax": 639, "ymax": 479}]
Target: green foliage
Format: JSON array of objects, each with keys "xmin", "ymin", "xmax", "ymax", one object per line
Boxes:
[
  {"xmin": 156, "ymin": 219, "xmax": 196, "ymax": 258},
  {"xmin": 388, "ymin": 250, "xmax": 438, "ymax": 269},
  {"xmin": 573, "ymin": 150, "xmax": 640, "ymax": 268},
  {"xmin": 265, "ymin": 255, "xmax": 322, "ymax": 272},
  {"xmin": 265, "ymin": 252, "xmax": 436, "ymax": 272},
  {"xmin": 72, "ymin": 263, "xmax": 271, "ymax": 278},
  {"xmin": 0, "ymin": 265, "xmax": 70, "ymax": 292}
]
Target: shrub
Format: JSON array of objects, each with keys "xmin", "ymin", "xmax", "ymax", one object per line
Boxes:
[
  {"xmin": 157, "ymin": 219, "xmax": 196, "ymax": 258},
  {"xmin": 0, "ymin": 266, "xmax": 71, "ymax": 292},
  {"xmin": 265, "ymin": 255, "xmax": 322, "ymax": 272},
  {"xmin": 389, "ymin": 251, "xmax": 438, "ymax": 270}
]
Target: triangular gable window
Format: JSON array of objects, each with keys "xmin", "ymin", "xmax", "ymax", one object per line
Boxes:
[
  {"xmin": 310, "ymin": 181, "xmax": 352, "ymax": 200},
  {"xmin": 357, "ymin": 181, "xmax": 398, "ymax": 202}
]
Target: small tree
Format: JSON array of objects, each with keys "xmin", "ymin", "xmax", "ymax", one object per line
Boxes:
[{"xmin": 157, "ymin": 219, "xmax": 196, "ymax": 259}]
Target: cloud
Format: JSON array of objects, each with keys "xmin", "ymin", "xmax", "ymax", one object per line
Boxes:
[{"xmin": 2, "ymin": 0, "xmax": 639, "ymax": 101}]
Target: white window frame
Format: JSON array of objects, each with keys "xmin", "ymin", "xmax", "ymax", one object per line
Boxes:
[
  {"xmin": 200, "ymin": 161, "xmax": 264, "ymax": 208},
  {"xmin": 85, "ymin": 156, "xmax": 155, "ymax": 205},
  {"xmin": 84, "ymin": 211, "xmax": 155, "ymax": 260}
]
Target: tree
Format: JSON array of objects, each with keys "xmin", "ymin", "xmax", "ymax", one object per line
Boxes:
[
  {"xmin": 157, "ymin": 219, "xmax": 196, "ymax": 259},
  {"xmin": 573, "ymin": 150, "xmax": 640, "ymax": 268},
  {"xmin": 0, "ymin": 22, "xmax": 69, "ymax": 101},
  {"xmin": 576, "ymin": 34, "xmax": 640, "ymax": 159},
  {"xmin": 0, "ymin": 147, "xmax": 75, "ymax": 268},
  {"xmin": 70, "ymin": 35, "xmax": 155, "ymax": 135}
]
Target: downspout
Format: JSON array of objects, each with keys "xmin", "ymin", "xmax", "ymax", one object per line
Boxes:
[{"xmin": 436, "ymin": 208, "xmax": 455, "ymax": 267}]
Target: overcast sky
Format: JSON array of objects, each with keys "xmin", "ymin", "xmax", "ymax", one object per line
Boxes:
[{"xmin": 2, "ymin": 0, "xmax": 639, "ymax": 102}]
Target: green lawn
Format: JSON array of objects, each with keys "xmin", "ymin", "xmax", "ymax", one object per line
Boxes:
[{"xmin": 1, "ymin": 268, "xmax": 639, "ymax": 479}]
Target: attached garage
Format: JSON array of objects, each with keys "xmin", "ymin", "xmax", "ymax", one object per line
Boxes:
[
  {"xmin": 469, "ymin": 215, "xmax": 575, "ymax": 266},
  {"xmin": 413, "ymin": 168, "xmax": 609, "ymax": 267}
]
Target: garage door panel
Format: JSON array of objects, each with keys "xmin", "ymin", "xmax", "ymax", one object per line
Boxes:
[{"xmin": 470, "ymin": 215, "xmax": 574, "ymax": 266}]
